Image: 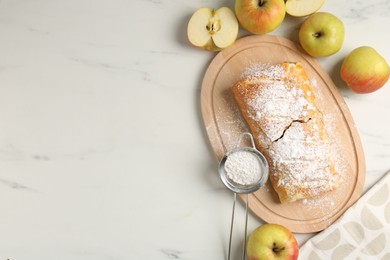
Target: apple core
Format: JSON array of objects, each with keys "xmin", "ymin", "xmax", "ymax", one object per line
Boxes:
[{"xmin": 206, "ymin": 17, "xmax": 220, "ymax": 34}]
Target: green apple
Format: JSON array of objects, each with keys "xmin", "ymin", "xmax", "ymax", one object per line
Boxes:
[
  {"xmin": 187, "ymin": 7, "xmax": 239, "ymax": 51},
  {"xmin": 247, "ymin": 224, "xmax": 299, "ymax": 260},
  {"xmin": 340, "ymin": 46, "xmax": 390, "ymax": 93},
  {"xmin": 285, "ymin": 0, "xmax": 325, "ymax": 17},
  {"xmin": 298, "ymin": 12, "xmax": 344, "ymax": 57},
  {"xmin": 235, "ymin": 0, "xmax": 286, "ymax": 35}
]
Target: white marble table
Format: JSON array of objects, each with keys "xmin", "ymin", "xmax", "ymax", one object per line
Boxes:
[{"xmin": 0, "ymin": 0, "xmax": 389, "ymax": 259}]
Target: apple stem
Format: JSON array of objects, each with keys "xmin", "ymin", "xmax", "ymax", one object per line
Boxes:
[
  {"xmin": 312, "ymin": 32, "xmax": 322, "ymax": 38},
  {"xmin": 258, "ymin": 0, "xmax": 266, "ymax": 7},
  {"xmin": 272, "ymin": 243, "xmax": 285, "ymax": 253}
]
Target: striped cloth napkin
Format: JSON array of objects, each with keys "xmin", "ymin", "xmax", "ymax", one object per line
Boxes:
[{"xmin": 299, "ymin": 171, "xmax": 390, "ymax": 260}]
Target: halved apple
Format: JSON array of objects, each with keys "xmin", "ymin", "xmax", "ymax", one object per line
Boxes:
[
  {"xmin": 187, "ymin": 7, "xmax": 238, "ymax": 51},
  {"xmin": 285, "ymin": 0, "xmax": 326, "ymax": 17}
]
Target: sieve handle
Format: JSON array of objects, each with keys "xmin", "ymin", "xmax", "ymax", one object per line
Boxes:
[{"xmin": 236, "ymin": 132, "xmax": 256, "ymax": 149}]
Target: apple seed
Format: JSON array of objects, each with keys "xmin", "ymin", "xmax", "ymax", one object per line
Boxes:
[{"xmin": 206, "ymin": 17, "xmax": 220, "ymax": 34}]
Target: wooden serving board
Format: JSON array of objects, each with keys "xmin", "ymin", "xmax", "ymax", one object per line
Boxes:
[{"xmin": 200, "ymin": 35, "xmax": 366, "ymax": 233}]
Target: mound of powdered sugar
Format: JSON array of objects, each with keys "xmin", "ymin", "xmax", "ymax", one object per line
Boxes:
[{"xmin": 224, "ymin": 150, "xmax": 262, "ymax": 185}]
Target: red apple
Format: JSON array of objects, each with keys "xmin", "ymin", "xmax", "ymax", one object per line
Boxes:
[
  {"xmin": 235, "ymin": 0, "xmax": 286, "ymax": 35},
  {"xmin": 247, "ymin": 224, "xmax": 298, "ymax": 260},
  {"xmin": 340, "ymin": 46, "xmax": 390, "ymax": 93}
]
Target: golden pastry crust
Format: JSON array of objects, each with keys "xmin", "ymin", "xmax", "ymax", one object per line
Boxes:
[{"xmin": 231, "ymin": 62, "xmax": 339, "ymax": 203}]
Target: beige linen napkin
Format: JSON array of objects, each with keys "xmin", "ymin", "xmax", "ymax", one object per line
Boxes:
[{"xmin": 299, "ymin": 171, "xmax": 390, "ymax": 260}]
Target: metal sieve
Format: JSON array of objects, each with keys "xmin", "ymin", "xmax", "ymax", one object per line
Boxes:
[{"xmin": 218, "ymin": 132, "xmax": 269, "ymax": 260}]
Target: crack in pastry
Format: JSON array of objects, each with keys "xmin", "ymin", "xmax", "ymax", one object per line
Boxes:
[
  {"xmin": 231, "ymin": 62, "xmax": 340, "ymax": 203},
  {"xmin": 270, "ymin": 117, "xmax": 312, "ymax": 147}
]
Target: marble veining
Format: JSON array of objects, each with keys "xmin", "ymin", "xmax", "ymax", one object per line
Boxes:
[
  {"xmin": 161, "ymin": 249, "xmax": 182, "ymax": 259},
  {"xmin": 346, "ymin": 0, "xmax": 390, "ymax": 19},
  {"xmin": 0, "ymin": 177, "xmax": 34, "ymax": 191}
]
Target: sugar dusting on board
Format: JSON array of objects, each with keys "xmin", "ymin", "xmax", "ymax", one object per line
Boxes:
[{"xmin": 214, "ymin": 82, "xmax": 249, "ymax": 152}]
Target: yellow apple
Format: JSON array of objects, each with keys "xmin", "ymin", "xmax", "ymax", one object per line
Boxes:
[
  {"xmin": 187, "ymin": 7, "xmax": 238, "ymax": 51},
  {"xmin": 298, "ymin": 12, "xmax": 344, "ymax": 57},
  {"xmin": 235, "ymin": 0, "xmax": 286, "ymax": 35},
  {"xmin": 340, "ymin": 46, "xmax": 390, "ymax": 93},
  {"xmin": 285, "ymin": 0, "xmax": 325, "ymax": 17},
  {"xmin": 247, "ymin": 224, "xmax": 299, "ymax": 260}
]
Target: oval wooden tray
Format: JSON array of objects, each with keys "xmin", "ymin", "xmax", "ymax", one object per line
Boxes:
[{"xmin": 200, "ymin": 35, "xmax": 366, "ymax": 233}]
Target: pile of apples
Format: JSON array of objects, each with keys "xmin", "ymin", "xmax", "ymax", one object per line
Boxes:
[{"xmin": 187, "ymin": 0, "xmax": 390, "ymax": 94}]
